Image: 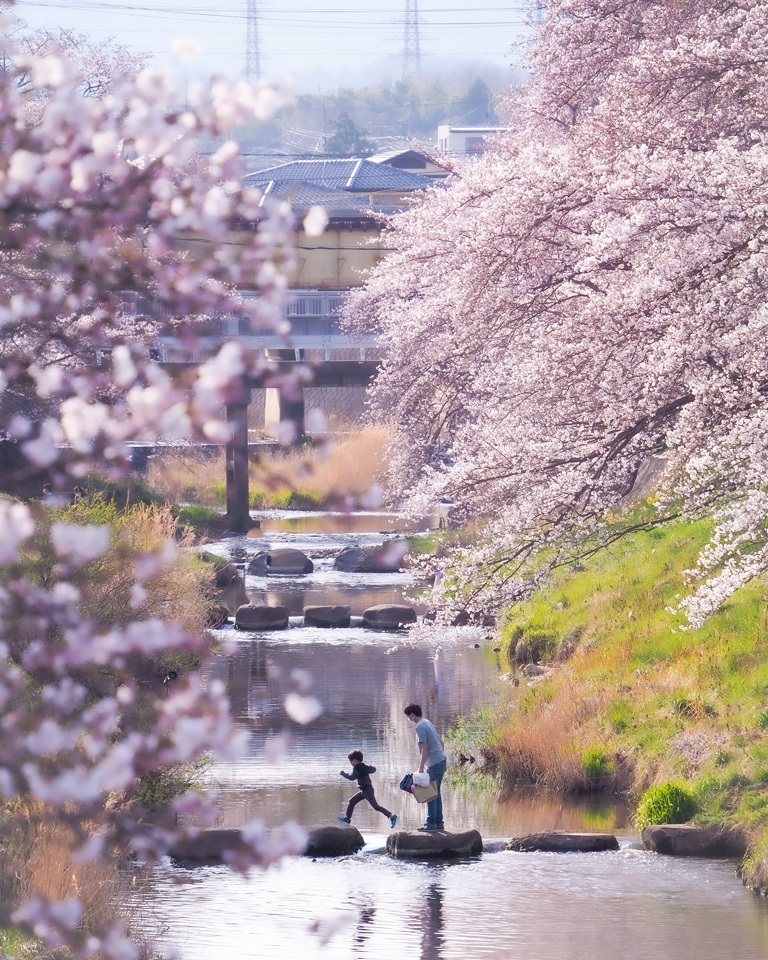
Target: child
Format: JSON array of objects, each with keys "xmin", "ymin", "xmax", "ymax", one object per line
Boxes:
[{"xmin": 338, "ymin": 750, "xmax": 398, "ymax": 829}]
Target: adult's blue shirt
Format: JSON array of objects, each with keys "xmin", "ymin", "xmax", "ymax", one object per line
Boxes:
[{"xmin": 415, "ymin": 717, "xmax": 446, "ymax": 768}]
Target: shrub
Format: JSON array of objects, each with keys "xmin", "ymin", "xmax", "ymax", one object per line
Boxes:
[
  {"xmin": 756, "ymin": 707, "xmax": 768, "ymax": 729},
  {"xmin": 582, "ymin": 745, "xmax": 615, "ymax": 781},
  {"xmin": 635, "ymin": 781, "xmax": 697, "ymax": 828},
  {"xmin": 607, "ymin": 699, "xmax": 633, "ymax": 733},
  {"xmin": 510, "ymin": 628, "xmax": 557, "ymax": 664},
  {"xmin": 249, "ymin": 487, "xmax": 269, "ymax": 508},
  {"xmin": 132, "ymin": 757, "xmax": 210, "ymax": 812}
]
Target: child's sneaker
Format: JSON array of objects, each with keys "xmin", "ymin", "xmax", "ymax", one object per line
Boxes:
[
  {"xmin": 390, "ymin": 814, "xmax": 398, "ymax": 829},
  {"xmin": 337, "ymin": 815, "xmax": 351, "ymax": 824}
]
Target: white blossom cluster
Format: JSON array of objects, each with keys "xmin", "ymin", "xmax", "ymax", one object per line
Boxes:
[
  {"xmin": 346, "ymin": 0, "xmax": 768, "ymax": 627},
  {"xmin": 0, "ymin": 14, "xmax": 316, "ymax": 956}
]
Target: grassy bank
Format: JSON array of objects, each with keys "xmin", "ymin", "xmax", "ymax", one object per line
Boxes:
[{"xmin": 455, "ymin": 514, "xmax": 768, "ymax": 889}]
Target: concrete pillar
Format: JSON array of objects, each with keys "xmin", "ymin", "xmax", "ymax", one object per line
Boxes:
[
  {"xmin": 225, "ymin": 390, "xmax": 251, "ymax": 532},
  {"xmin": 264, "ymin": 385, "xmax": 305, "ymax": 441}
]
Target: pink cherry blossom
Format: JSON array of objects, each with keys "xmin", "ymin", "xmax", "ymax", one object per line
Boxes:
[{"xmin": 346, "ymin": 0, "xmax": 768, "ymax": 628}]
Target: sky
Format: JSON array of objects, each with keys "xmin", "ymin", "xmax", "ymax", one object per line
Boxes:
[{"xmin": 12, "ymin": 0, "xmax": 533, "ymax": 89}]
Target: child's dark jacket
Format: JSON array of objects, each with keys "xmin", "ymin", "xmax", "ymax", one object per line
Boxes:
[{"xmin": 341, "ymin": 762, "xmax": 376, "ymax": 789}]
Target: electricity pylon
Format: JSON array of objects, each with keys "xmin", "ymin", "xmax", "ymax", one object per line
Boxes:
[
  {"xmin": 402, "ymin": 0, "xmax": 422, "ymax": 81},
  {"xmin": 245, "ymin": 0, "xmax": 262, "ymax": 82}
]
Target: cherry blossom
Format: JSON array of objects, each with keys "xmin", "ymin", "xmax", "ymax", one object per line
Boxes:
[
  {"xmin": 0, "ymin": 12, "xmax": 305, "ymax": 956},
  {"xmin": 346, "ymin": 0, "xmax": 768, "ymax": 627}
]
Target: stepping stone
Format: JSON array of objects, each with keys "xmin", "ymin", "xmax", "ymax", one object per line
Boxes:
[
  {"xmin": 362, "ymin": 604, "xmax": 417, "ymax": 629},
  {"xmin": 334, "ymin": 541, "xmax": 408, "ymax": 572},
  {"xmin": 387, "ymin": 829, "xmax": 483, "ymax": 859},
  {"xmin": 235, "ymin": 603, "xmax": 289, "ymax": 630},
  {"xmin": 303, "ymin": 604, "xmax": 352, "ymax": 628},
  {"xmin": 642, "ymin": 824, "xmax": 748, "ymax": 858},
  {"xmin": 304, "ymin": 824, "xmax": 365, "ymax": 857},
  {"xmin": 505, "ymin": 831, "xmax": 619, "ymax": 853},
  {"xmin": 247, "ymin": 548, "xmax": 313, "ymax": 575}
]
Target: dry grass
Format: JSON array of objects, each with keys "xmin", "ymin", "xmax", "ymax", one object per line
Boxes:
[
  {"xmin": 59, "ymin": 499, "xmax": 214, "ymax": 639},
  {"xmin": 146, "ymin": 450, "xmax": 223, "ymax": 508},
  {"xmin": 147, "ymin": 424, "xmax": 394, "ymax": 508},
  {"xmin": 252, "ymin": 425, "xmax": 393, "ymax": 501},
  {"xmin": 495, "ymin": 675, "xmax": 626, "ymax": 793},
  {"xmin": 0, "ymin": 802, "xmax": 125, "ymax": 934}
]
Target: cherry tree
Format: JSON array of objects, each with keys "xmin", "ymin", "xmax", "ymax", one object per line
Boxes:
[
  {"xmin": 346, "ymin": 0, "xmax": 768, "ymax": 626},
  {"xmin": 0, "ymin": 13, "xmax": 323, "ymax": 957}
]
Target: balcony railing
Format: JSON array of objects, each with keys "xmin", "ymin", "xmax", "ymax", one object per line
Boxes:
[{"xmin": 135, "ymin": 289, "xmax": 379, "ymax": 362}]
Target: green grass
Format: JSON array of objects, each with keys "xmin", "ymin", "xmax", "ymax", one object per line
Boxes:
[
  {"xmin": 635, "ymin": 781, "xmax": 697, "ymax": 828},
  {"xmin": 459, "ymin": 510, "xmax": 768, "ymax": 884}
]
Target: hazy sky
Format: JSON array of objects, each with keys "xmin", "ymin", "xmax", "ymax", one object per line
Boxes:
[{"xmin": 13, "ymin": 0, "xmax": 532, "ymax": 88}]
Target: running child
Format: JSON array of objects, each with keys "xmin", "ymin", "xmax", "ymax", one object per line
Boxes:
[{"xmin": 338, "ymin": 750, "xmax": 397, "ymax": 829}]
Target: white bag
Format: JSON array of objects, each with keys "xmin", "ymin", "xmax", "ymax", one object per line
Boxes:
[{"xmin": 412, "ymin": 771, "xmax": 430, "ymax": 787}]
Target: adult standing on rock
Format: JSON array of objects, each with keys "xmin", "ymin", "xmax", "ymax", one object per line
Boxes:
[{"xmin": 404, "ymin": 703, "xmax": 447, "ymax": 831}]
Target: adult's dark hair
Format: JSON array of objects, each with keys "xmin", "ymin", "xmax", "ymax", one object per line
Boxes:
[
  {"xmin": 348, "ymin": 749, "xmax": 364, "ymax": 762},
  {"xmin": 404, "ymin": 703, "xmax": 422, "ymax": 717}
]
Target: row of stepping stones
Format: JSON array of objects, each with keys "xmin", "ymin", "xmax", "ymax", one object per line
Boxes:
[
  {"xmin": 167, "ymin": 824, "xmax": 749, "ymax": 865},
  {"xmin": 234, "ymin": 603, "xmax": 418, "ymax": 631},
  {"xmin": 244, "ymin": 543, "xmax": 409, "ymax": 576}
]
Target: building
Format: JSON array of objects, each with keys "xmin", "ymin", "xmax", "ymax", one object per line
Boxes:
[
  {"xmin": 436, "ymin": 125, "xmax": 508, "ymax": 157},
  {"xmin": 154, "ymin": 156, "xmax": 440, "ymax": 438}
]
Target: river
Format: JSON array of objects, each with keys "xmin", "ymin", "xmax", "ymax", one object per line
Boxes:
[{"xmin": 137, "ymin": 512, "xmax": 768, "ymax": 960}]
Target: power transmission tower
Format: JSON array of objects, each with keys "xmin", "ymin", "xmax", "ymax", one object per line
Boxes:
[
  {"xmin": 245, "ymin": 0, "xmax": 262, "ymax": 82},
  {"xmin": 402, "ymin": 0, "xmax": 422, "ymax": 81}
]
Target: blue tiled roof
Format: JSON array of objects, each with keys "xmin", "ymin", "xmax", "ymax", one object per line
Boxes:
[
  {"xmin": 243, "ymin": 158, "xmax": 429, "ymax": 193},
  {"xmin": 257, "ymin": 179, "xmax": 412, "ymax": 217}
]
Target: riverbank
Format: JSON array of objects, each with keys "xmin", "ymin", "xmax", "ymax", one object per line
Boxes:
[{"xmin": 450, "ymin": 514, "xmax": 768, "ymax": 892}]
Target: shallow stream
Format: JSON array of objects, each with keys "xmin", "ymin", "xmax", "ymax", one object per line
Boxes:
[{"xmin": 140, "ymin": 512, "xmax": 768, "ymax": 960}]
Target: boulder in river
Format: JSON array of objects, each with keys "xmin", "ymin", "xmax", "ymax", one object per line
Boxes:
[
  {"xmin": 198, "ymin": 552, "xmax": 240, "ymax": 588},
  {"xmin": 247, "ymin": 549, "xmax": 313, "ymax": 575},
  {"xmin": 206, "ymin": 604, "xmax": 230, "ymax": 628},
  {"xmin": 334, "ymin": 541, "xmax": 408, "ymax": 573},
  {"xmin": 642, "ymin": 824, "xmax": 748, "ymax": 858},
  {"xmin": 235, "ymin": 603, "xmax": 289, "ymax": 631},
  {"xmin": 303, "ymin": 605, "xmax": 352, "ymax": 628},
  {"xmin": 169, "ymin": 828, "xmax": 242, "ymax": 865},
  {"xmin": 387, "ymin": 829, "xmax": 483, "ymax": 859},
  {"xmin": 505, "ymin": 831, "xmax": 619, "ymax": 853},
  {"xmin": 362, "ymin": 604, "xmax": 418, "ymax": 629},
  {"xmin": 304, "ymin": 824, "xmax": 365, "ymax": 857}
]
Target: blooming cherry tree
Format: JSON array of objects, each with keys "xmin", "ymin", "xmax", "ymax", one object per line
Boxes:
[
  {"xmin": 0, "ymin": 13, "xmax": 313, "ymax": 957},
  {"xmin": 346, "ymin": 0, "xmax": 768, "ymax": 626}
]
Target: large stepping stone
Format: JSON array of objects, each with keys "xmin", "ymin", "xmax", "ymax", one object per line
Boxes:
[
  {"xmin": 642, "ymin": 824, "xmax": 748, "ymax": 858},
  {"xmin": 235, "ymin": 603, "xmax": 289, "ymax": 630},
  {"xmin": 303, "ymin": 604, "xmax": 352, "ymax": 628},
  {"xmin": 362, "ymin": 604, "xmax": 417, "ymax": 629},
  {"xmin": 168, "ymin": 828, "xmax": 243, "ymax": 865},
  {"xmin": 304, "ymin": 824, "xmax": 365, "ymax": 857},
  {"xmin": 387, "ymin": 829, "xmax": 483, "ymax": 859},
  {"xmin": 247, "ymin": 549, "xmax": 313, "ymax": 575},
  {"xmin": 506, "ymin": 831, "xmax": 619, "ymax": 853},
  {"xmin": 334, "ymin": 541, "xmax": 408, "ymax": 573}
]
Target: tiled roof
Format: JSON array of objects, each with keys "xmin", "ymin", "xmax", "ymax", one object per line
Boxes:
[
  {"xmin": 243, "ymin": 158, "xmax": 429, "ymax": 193},
  {"xmin": 257, "ymin": 179, "xmax": 413, "ymax": 217}
]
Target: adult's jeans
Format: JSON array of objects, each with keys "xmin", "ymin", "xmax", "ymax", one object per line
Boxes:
[{"xmin": 426, "ymin": 758, "xmax": 447, "ymax": 828}]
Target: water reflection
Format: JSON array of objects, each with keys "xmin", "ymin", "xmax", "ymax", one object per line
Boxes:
[
  {"xmin": 206, "ymin": 632, "xmax": 506, "ymax": 832},
  {"xmin": 420, "ymin": 882, "xmax": 445, "ymax": 960},
  {"xmin": 140, "ymin": 845, "xmax": 768, "ymax": 960},
  {"xmin": 246, "ymin": 511, "xmax": 433, "ymax": 537}
]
